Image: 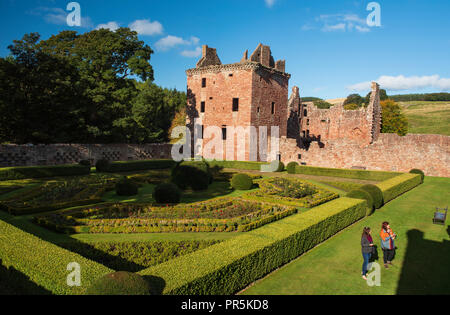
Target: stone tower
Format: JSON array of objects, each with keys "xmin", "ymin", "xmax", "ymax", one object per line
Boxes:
[{"xmin": 186, "ymin": 44, "xmax": 290, "ymax": 161}]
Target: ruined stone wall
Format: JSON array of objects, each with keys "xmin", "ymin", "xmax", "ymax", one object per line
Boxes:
[
  {"xmin": 280, "ymin": 134, "xmax": 450, "ymax": 177},
  {"xmin": 0, "ymin": 143, "xmax": 172, "ymax": 167},
  {"xmin": 299, "ymin": 82, "xmax": 381, "ymax": 145}
]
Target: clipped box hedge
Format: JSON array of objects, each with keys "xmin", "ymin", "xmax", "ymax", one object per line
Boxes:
[
  {"xmin": 0, "ymin": 165, "xmax": 90, "ymax": 181},
  {"xmin": 293, "ymin": 165, "xmax": 400, "ymax": 181},
  {"xmin": 0, "ymin": 217, "xmax": 113, "ymax": 295},
  {"xmin": 138, "ymin": 197, "xmax": 367, "ymax": 295},
  {"xmin": 376, "ymin": 173, "xmax": 422, "ymax": 203},
  {"xmin": 102, "ymin": 159, "xmax": 176, "ymax": 173},
  {"xmin": 208, "ymin": 160, "xmax": 269, "ymax": 171}
]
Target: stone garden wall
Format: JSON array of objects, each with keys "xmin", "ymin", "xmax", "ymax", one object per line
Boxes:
[
  {"xmin": 0, "ymin": 144, "xmax": 172, "ymax": 167},
  {"xmin": 281, "ymin": 133, "xmax": 450, "ymax": 178}
]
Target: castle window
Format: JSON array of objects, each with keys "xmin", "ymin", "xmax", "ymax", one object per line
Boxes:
[
  {"xmin": 202, "ymin": 78, "xmax": 206, "ymax": 88},
  {"xmin": 271, "ymin": 102, "xmax": 275, "ymax": 115},
  {"xmin": 222, "ymin": 126, "xmax": 227, "ymax": 140},
  {"xmin": 229, "ymin": 74, "xmax": 233, "ymax": 77},
  {"xmin": 257, "ymin": 107, "xmax": 260, "ymax": 114},
  {"xmin": 298, "ymin": 154, "xmax": 302, "ymax": 160},
  {"xmin": 307, "ymin": 119, "xmax": 310, "ymax": 126},
  {"xmin": 302, "ymin": 131, "xmax": 306, "ymax": 137},
  {"xmin": 201, "ymin": 101, "xmax": 206, "ymax": 113},
  {"xmin": 233, "ymin": 98, "xmax": 239, "ymax": 112},
  {"xmin": 304, "ymin": 109, "xmax": 308, "ymax": 117}
]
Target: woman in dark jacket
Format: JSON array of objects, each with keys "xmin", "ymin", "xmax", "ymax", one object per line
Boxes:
[{"xmin": 361, "ymin": 227, "xmax": 374, "ymax": 280}]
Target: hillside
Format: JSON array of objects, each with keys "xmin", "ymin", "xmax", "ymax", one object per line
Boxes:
[{"xmin": 400, "ymin": 101, "xmax": 450, "ymax": 136}]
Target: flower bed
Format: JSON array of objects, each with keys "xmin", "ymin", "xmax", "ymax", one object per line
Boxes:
[
  {"xmin": 0, "ymin": 175, "xmax": 117, "ymax": 215},
  {"xmin": 242, "ymin": 177, "xmax": 339, "ymax": 208},
  {"xmin": 34, "ymin": 197, "xmax": 298, "ymax": 233}
]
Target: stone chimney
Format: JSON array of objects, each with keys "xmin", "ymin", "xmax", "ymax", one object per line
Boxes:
[{"xmin": 196, "ymin": 45, "xmax": 222, "ymax": 68}]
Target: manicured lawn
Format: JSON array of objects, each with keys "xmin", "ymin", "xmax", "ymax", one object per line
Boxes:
[{"xmin": 241, "ymin": 176, "xmax": 450, "ymax": 295}]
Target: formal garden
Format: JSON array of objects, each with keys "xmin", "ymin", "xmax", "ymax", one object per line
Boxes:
[{"xmin": 0, "ymin": 158, "xmax": 427, "ymax": 295}]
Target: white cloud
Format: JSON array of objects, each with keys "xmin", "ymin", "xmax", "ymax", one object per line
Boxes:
[
  {"xmin": 322, "ymin": 23, "xmax": 346, "ymax": 32},
  {"xmin": 155, "ymin": 35, "xmax": 201, "ymax": 52},
  {"xmin": 265, "ymin": 0, "xmax": 276, "ymax": 8},
  {"xmin": 304, "ymin": 13, "xmax": 371, "ymax": 33},
  {"xmin": 155, "ymin": 35, "xmax": 189, "ymax": 51},
  {"xmin": 181, "ymin": 47, "xmax": 202, "ymax": 58},
  {"xmin": 30, "ymin": 7, "xmax": 93, "ymax": 28},
  {"xmin": 129, "ymin": 19, "xmax": 163, "ymax": 36},
  {"xmin": 348, "ymin": 75, "xmax": 450, "ymax": 92},
  {"xmin": 96, "ymin": 21, "xmax": 120, "ymax": 31},
  {"xmin": 190, "ymin": 36, "xmax": 200, "ymax": 45}
]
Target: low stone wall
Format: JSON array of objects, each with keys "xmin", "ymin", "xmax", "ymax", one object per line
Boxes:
[
  {"xmin": 0, "ymin": 144, "xmax": 172, "ymax": 167},
  {"xmin": 281, "ymin": 134, "xmax": 450, "ymax": 178}
]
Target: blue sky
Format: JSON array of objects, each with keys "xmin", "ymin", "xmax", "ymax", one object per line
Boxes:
[{"xmin": 1, "ymin": 0, "xmax": 449, "ymax": 99}]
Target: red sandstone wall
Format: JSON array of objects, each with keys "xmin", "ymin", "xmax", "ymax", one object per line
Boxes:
[
  {"xmin": 280, "ymin": 134, "xmax": 450, "ymax": 178},
  {"xmin": 187, "ymin": 69, "xmax": 254, "ymax": 161},
  {"xmin": 301, "ymin": 103, "xmax": 373, "ymax": 144},
  {"xmin": 187, "ymin": 66, "xmax": 289, "ymax": 162}
]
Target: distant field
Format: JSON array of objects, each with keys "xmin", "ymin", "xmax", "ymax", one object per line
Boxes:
[{"xmin": 400, "ymin": 101, "xmax": 450, "ymax": 136}]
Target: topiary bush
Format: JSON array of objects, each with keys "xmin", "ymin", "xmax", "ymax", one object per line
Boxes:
[
  {"xmin": 171, "ymin": 160, "xmax": 212, "ymax": 191},
  {"xmin": 116, "ymin": 177, "xmax": 138, "ymax": 196},
  {"xmin": 359, "ymin": 184, "xmax": 384, "ymax": 209},
  {"xmin": 95, "ymin": 159, "xmax": 110, "ymax": 172},
  {"xmin": 276, "ymin": 161, "xmax": 285, "ymax": 172},
  {"xmin": 410, "ymin": 169, "xmax": 425, "ymax": 183},
  {"xmin": 85, "ymin": 271, "xmax": 151, "ymax": 295},
  {"xmin": 231, "ymin": 174, "xmax": 253, "ymax": 191},
  {"xmin": 286, "ymin": 162, "xmax": 298, "ymax": 174},
  {"xmin": 153, "ymin": 183, "xmax": 181, "ymax": 204},
  {"xmin": 346, "ymin": 189, "xmax": 374, "ymax": 215},
  {"xmin": 79, "ymin": 160, "xmax": 91, "ymax": 167}
]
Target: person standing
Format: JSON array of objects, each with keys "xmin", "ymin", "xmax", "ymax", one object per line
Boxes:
[
  {"xmin": 380, "ymin": 222, "xmax": 396, "ymax": 268},
  {"xmin": 361, "ymin": 227, "xmax": 374, "ymax": 280}
]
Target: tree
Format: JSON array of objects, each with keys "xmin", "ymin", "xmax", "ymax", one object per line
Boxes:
[
  {"xmin": 168, "ymin": 105, "xmax": 187, "ymax": 144},
  {"xmin": 314, "ymin": 100, "xmax": 334, "ymax": 109},
  {"xmin": 344, "ymin": 94, "xmax": 364, "ymax": 107},
  {"xmin": 116, "ymin": 82, "xmax": 186, "ymax": 143},
  {"xmin": 0, "ymin": 33, "xmax": 85, "ymax": 143},
  {"xmin": 344, "ymin": 103, "xmax": 360, "ymax": 110},
  {"xmin": 365, "ymin": 89, "xmax": 388, "ymax": 105},
  {"xmin": 381, "ymin": 100, "xmax": 408, "ymax": 136},
  {"xmin": 0, "ymin": 29, "xmax": 158, "ymax": 144}
]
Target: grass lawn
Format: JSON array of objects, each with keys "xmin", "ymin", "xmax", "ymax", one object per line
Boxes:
[
  {"xmin": 400, "ymin": 101, "xmax": 450, "ymax": 136},
  {"xmin": 241, "ymin": 176, "xmax": 450, "ymax": 295}
]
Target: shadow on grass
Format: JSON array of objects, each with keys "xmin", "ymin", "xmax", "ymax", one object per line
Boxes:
[
  {"xmin": 0, "ymin": 259, "xmax": 51, "ymax": 295},
  {"xmin": 396, "ymin": 229, "xmax": 450, "ymax": 295}
]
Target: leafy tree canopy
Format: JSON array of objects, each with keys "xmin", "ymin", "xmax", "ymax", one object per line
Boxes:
[
  {"xmin": 0, "ymin": 29, "xmax": 186, "ymax": 144},
  {"xmin": 381, "ymin": 99, "xmax": 409, "ymax": 136}
]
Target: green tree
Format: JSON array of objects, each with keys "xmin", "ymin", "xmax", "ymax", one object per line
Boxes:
[
  {"xmin": 116, "ymin": 82, "xmax": 186, "ymax": 143},
  {"xmin": 344, "ymin": 94, "xmax": 364, "ymax": 107},
  {"xmin": 0, "ymin": 33, "xmax": 85, "ymax": 143},
  {"xmin": 0, "ymin": 29, "xmax": 157, "ymax": 144},
  {"xmin": 381, "ymin": 99, "xmax": 409, "ymax": 136},
  {"xmin": 365, "ymin": 89, "xmax": 388, "ymax": 105}
]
